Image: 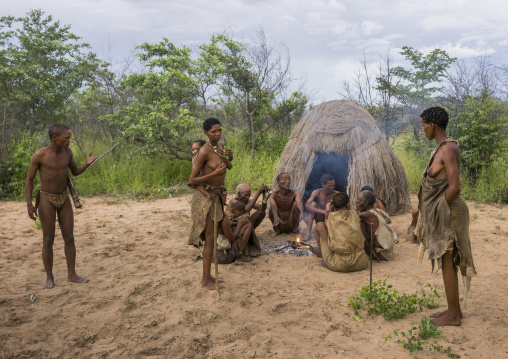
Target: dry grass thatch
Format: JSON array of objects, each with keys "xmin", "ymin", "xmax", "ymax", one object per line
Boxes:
[{"xmin": 273, "ymin": 100, "xmax": 411, "ymax": 215}]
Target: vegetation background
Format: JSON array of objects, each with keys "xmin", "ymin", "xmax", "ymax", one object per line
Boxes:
[{"xmin": 1, "ymin": 10, "xmax": 507, "ymax": 204}]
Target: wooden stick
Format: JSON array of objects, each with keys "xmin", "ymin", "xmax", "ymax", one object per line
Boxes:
[
  {"xmin": 370, "ymin": 222, "xmax": 373, "ymax": 288},
  {"xmin": 213, "ymin": 201, "xmax": 220, "ymax": 300}
]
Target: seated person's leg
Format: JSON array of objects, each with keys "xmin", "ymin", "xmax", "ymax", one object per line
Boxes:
[
  {"xmin": 305, "ymin": 202, "xmax": 317, "ymax": 240},
  {"xmin": 314, "ymin": 222, "xmax": 328, "ymax": 258},
  {"xmin": 288, "ymin": 202, "xmax": 300, "ymax": 234},
  {"xmin": 237, "ymin": 222, "xmax": 253, "ymax": 262},
  {"xmin": 249, "ymin": 209, "xmax": 266, "ymax": 229}
]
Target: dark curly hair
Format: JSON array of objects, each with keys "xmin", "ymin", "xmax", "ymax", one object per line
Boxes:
[
  {"xmin": 331, "ymin": 192, "xmax": 349, "ymax": 210},
  {"xmin": 420, "ymin": 107, "xmax": 449, "ymax": 130},
  {"xmin": 203, "ymin": 117, "xmax": 221, "ymax": 131}
]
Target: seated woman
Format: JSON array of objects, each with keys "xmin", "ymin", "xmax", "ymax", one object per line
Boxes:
[
  {"xmin": 314, "ymin": 192, "xmax": 368, "ymax": 272},
  {"xmin": 360, "ymin": 185, "xmax": 387, "ymax": 212},
  {"xmin": 268, "ymin": 173, "xmax": 305, "ymax": 235}
]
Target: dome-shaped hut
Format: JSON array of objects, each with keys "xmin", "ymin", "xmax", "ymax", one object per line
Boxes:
[{"xmin": 273, "ymin": 100, "xmax": 410, "ymax": 215}]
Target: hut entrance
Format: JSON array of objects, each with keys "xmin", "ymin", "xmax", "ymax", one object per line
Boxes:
[{"xmin": 304, "ymin": 153, "xmax": 349, "ymax": 198}]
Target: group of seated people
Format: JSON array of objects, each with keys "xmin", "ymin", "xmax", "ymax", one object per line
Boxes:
[{"xmin": 210, "ymin": 172, "xmax": 397, "ymax": 273}]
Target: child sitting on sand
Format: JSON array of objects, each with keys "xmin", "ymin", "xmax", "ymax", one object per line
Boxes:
[{"xmin": 217, "ymin": 201, "xmax": 254, "ymax": 263}]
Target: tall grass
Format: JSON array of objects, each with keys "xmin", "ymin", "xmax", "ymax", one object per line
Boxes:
[{"xmin": 3, "ymin": 128, "xmax": 506, "ymax": 203}]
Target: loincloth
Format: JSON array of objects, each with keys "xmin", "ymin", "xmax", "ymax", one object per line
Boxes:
[
  {"xmin": 39, "ymin": 190, "xmax": 69, "ymax": 210},
  {"xmin": 188, "ymin": 184, "xmax": 225, "ymax": 247}
]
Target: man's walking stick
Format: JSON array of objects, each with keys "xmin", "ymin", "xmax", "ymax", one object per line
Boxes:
[
  {"xmin": 213, "ymin": 201, "xmax": 220, "ymax": 300},
  {"xmin": 370, "ymin": 223, "xmax": 373, "ymax": 289},
  {"xmin": 67, "ymin": 172, "xmax": 82, "ymax": 208}
]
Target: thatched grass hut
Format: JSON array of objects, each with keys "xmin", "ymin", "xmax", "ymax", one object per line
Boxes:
[{"xmin": 273, "ymin": 100, "xmax": 410, "ymax": 215}]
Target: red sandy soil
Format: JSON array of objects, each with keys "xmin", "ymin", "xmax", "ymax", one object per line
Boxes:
[{"xmin": 1, "ymin": 194, "xmax": 507, "ymax": 358}]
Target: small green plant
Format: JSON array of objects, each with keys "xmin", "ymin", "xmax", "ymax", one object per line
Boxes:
[
  {"xmin": 115, "ymin": 214, "xmax": 124, "ymax": 219},
  {"xmin": 470, "ymin": 214, "xmax": 478, "ymax": 221},
  {"xmin": 385, "ymin": 317, "xmax": 460, "ymax": 358},
  {"xmin": 348, "ymin": 279, "xmax": 442, "ymax": 320},
  {"xmin": 497, "ymin": 213, "xmax": 505, "ymax": 221},
  {"xmin": 32, "ymin": 217, "xmax": 42, "ymax": 230},
  {"xmin": 151, "ymin": 210, "xmax": 160, "ymax": 214}
]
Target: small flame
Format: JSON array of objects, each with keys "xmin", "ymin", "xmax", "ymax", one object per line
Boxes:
[{"xmin": 296, "ymin": 235, "xmax": 301, "ymax": 243}]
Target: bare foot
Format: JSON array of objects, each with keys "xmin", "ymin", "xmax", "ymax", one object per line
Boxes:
[
  {"xmin": 309, "ymin": 245, "xmax": 322, "ymax": 258},
  {"xmin": 304, "ymin": 232, "xmax": 312, "ymax": 241},
  {"xmin": 68, "ymin": 274, "xmax": 89, "ymax": 284},
  {"xmin": 210, "ymin": 277, "xmax": 225, "ymax": 283},
  {"xmin": 201, "ymin": 278, "xmax": 224, "ymax": 290},
  {"xmin": 236, "ymin": 256, "xmax": 253, "ymax": 263},
  {"xmin": 43, "ymin": 278, "xmax": 55, "ymax": 289},
  {"xmin": 430, "ymin": 309, "xmax": 463, "ymax": 319},
  {"xmin": 430, "ymin": 311, "xmax": 461, "ymax": 326}
]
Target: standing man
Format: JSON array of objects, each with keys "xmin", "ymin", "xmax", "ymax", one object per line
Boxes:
[
  {"xmin": 188, "ymin": 118, "xmax": 233, "ymax": 290},
  {"xmin": 417, "ymin": 107, "xmax": 476, "ymax": 326},
  {"xmin": 25, "ymin": 124, "xmax": 97, "ymax": 289}
]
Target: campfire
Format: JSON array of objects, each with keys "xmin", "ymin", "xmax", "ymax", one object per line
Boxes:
[
  {"xmin": 290, "ymin": 235, "xmax": 310, "ymax": 249},
  {"xmin": 262, "ymin": 234, "xmax": 314, "ymax": 257}
]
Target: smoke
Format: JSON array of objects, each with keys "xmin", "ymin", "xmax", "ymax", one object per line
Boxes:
[{"xmin": 304, "ymin": 153, "xmax": 349, "ymax": 198}]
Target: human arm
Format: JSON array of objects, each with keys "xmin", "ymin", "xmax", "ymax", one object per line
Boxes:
[
  {"xmin": 196, "ymin": 185, "xmax": 211, "ymax": 199},
  {"xmin": 225, "ymin": 148, "xmax": 233, "ymax": 169},
  {"xmin": 295, "ymin": 190, "xmax": 305, "ymax": 221},
  {"xmin": 25, "ymin": 152, "xmax": 41, "ymax": 220},
  {"xmin": 222, "ymin": 217, "xmax": 249, "ymax": 242},
  {"xmin": 246, "ymin": 184, "xmax": 269, "ymax": 212},
  {"xmin": 269, "ymin": 195, "xmax": 282, "ymax": 227},
  {"xmin": 442, "ymin": 143, "xmax": 461, "ymax": 203},
  {"xmin": 375, "ymin": 198, "xmax": 386, "ymax": 212},
  {"xmin": 305, "ymin": 190, "xmax": 327, "ymax": 216},
  {"xmin": 68, "ymin": 149, "xmax": 98, "ymax": 176},
  {"xmin": 358, "ymin": 211, "xmax": 378, "ymax": 227}
]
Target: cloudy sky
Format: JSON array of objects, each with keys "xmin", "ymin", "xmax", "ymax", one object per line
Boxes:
[{"xmin": 6, "ymin": 0, "xmax": 508, "ymax": 102}]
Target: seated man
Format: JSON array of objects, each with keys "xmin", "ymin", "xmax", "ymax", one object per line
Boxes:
[
  {"xmin": 268, "ymin": 173, "xmax": 304, "ymax": 235},
  {"xmin": 227, "ymin": 183, "xmax": 269, "ymax": 229},
  {"xmin": 305, "ymin": 174, "xmax": 339, "ymax": 249},
  {"xmin": 217, "ymin": 201, "xmax": 256, "ymax": 264},
  {"xmin": 356, "ymin": 190, "xmax": 397, "ymax": 261},
  {"xmin": 315, "ymin": 193, "xmax": 369, "ymax": 272},
  {"xmin": 360, "ymin": 185, "xmax": 387, "ymax": 212}
]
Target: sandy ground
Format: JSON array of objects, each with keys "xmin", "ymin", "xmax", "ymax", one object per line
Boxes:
[{"xmin": 1, "ymin": 193, "xmax": 507, "ymax": 359}]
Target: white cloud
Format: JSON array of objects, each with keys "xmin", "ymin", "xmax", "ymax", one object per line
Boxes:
[
  {"xmin": 420, "ymin": 43, "xmax": 497, "ymax": 58},
  {"xmin": 361, "ymin": 21, "xmax": 384, "ymax": 36}
]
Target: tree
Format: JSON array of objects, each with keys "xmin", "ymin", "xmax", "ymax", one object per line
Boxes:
[
  {"xmin": 450, "ymin": 95, "xmax": 508, "ymax": 183},
  {"xmin": 340, "ymin": 49, "xmax": 405, "ymax": 141},
  {"xmin": 216, "ymin": 28, "xmax": 293, "ymax": 158},
  {"xmin": 0, "ymin": 9, "xmax": 99, "ymax": 143},
  {"xmin": 103, "ymin": 38, "xmax": 203, "ymax": 160}
]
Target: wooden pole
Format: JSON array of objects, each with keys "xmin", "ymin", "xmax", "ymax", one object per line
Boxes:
[
  {"xmin": 213, "ymin": 201, "xmax": 220, "ymax": 300},
  {"xmin": 370, "ymin": 222, "xmax": 373, "ymax": 289}
]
